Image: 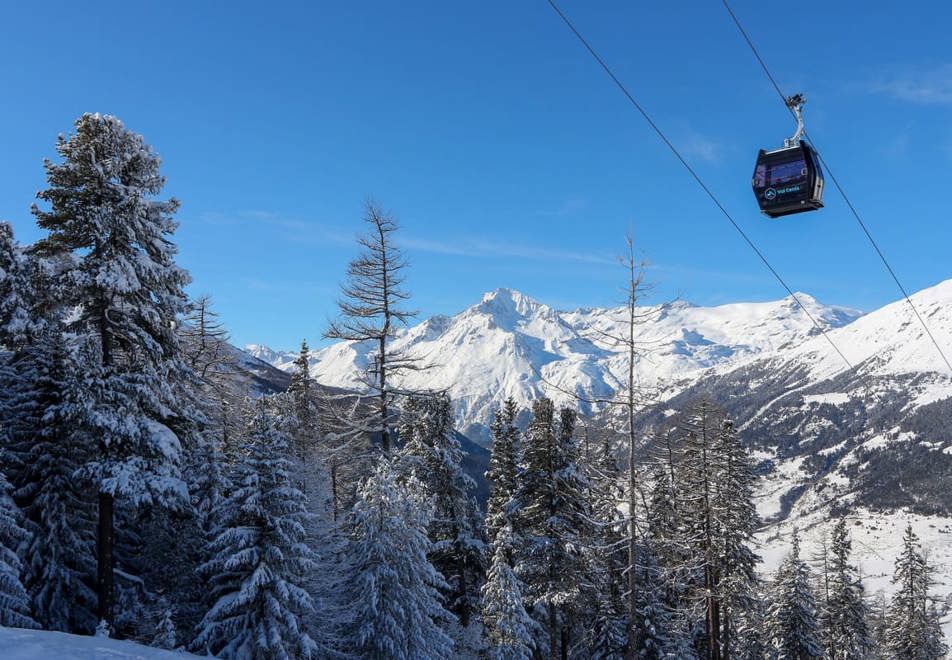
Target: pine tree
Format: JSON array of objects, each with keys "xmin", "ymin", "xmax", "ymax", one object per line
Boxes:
[
  {"xmin": 820, "ymin": 519, "xmax": 872, "ymax": 659},
  {"xmin": 324, "ymin": 201, "xmax": 417, "ymax": 453},
  {"xmin": 194, "ymin": 399, "xmax": 318, "ymax": 659},
  {"xmin": 512, "ymin": 399, "xmax": 591, "ymax": 660},
  {"xmin": 399, "ymin": 392, "xmax": 485, "ymax": 627},
  {"xmin": 0, "ymin": 222, "xmax": 38, "ymax": 349},
  {"xmin": 485, "ymin": 397, "xmax": 522, "ymax": 549},
  {"xmin": 0, "ymin": 468, "xmax": 35, "ymax": 629},
  {"xmin": 31, "ymin": 113, "xmax": 192, "ymax": 626},
  {"xmin": 4, "ymin": 332, "xmax": 98, "ymax": 632},
  {"xmin": 884, "ymin": 524, "xmax": 948, "ymax": 659},
  {"xmin": 482, "ymin": 525, "xmax": 536, "ymax": 660},
  {"xmin": 765, "ymin": 532, "xmax": 824, "ymax": 659},
  {"xmin": 345, "ymin": 457, "xmax": 455, "ymax": 659},
  {"xmin": 286, "ymin": 339, "xmax": 318, "ymax": 473},
  {"xmin": 152, "ymin": 604, "xmax": 177, "ymax": 650},
  {"xmin": 712, "ymin": 419, "xmax": 761, "ymax": 657}
]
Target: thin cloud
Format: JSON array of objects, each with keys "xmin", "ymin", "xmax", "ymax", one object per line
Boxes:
[
  {"xmin": 870, "ymin": 64, "xmax": 952, "ymax": 105},
  {"xmin": 678, "ymin": 134, "xmax": 721, "ymax": 163},
  {"xmin": 400, "ymin": 235, "xmax": 616, "ymax": 266}
]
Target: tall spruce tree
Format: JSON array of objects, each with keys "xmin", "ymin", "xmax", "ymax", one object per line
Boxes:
[
  {"xmin": 345, "ymin": 457, "xmax": 454, "ymax": 659},
  {"xmin": 883, "ymin": 524, "xmax": 948, "ymax": 659},
  {"xmin": 485, "ymin": 397, "xmax": 522, "ymax": 549},
  {"xmin": 512, "ymin": 398, "xmax": 591, "ymax": 660},
  {"xmin": 194, "ymin": 398, "xmax": 318, "ymax": 659},
  {"xmin": 482, "ymin": 524, "xmax": 536, "ymax": 660},
  {"xmin": 765, "ymin": 532, "xmax": 824, "ymax": 659},
  {"xmin": 0, "ymin": 222, "xmax": 38, "ymax": 349},
  {"xmin": 398, "ymin": 392, "xmax": 485, "ymax": 627},
  {"xmin": 31, "ymin": 113, "xmax": 192, "ymax": 627},
  {"xmin": 0, "ymin": 467, "xmax": 35, "ymax": 629},
  {"xmin": 820, "ymin": 519, "xmax": 872, "ymax": 659},
  {"xmin": 4, "ymin": 332, "xmax": 98, "ymax": 632}
]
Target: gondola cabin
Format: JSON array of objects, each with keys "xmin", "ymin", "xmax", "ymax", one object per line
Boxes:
[{"xmin": 752, "ymin": 141, "xmax": 824, "ymax": 218}]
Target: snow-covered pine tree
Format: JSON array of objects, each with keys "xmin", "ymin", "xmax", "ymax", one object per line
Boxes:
[
  {"xmin": 3, "ymin": 331, "xmax": 98, "ymax": 633},
  {"xmin": 194, "ymin": 398, "xmax": 318, "ymax": 659},
  {"xmin": 398, "ymin": 392, "xmax": 485, "ymax": 627},
  {"xmin": 883, "ymin": 524, "xmax": 948, "ymax": 659},
  {"xmin": 580, "ymin": 426, "xmax": 628, "ymax": 659},
  {"xmin": 511, "ymin": 398, "xmax": 591, "ymax": 660},
  {"xmin": 765, "ymin": 531, "xmax": 824, "ymax": 659},
  {"xmin": 481, "ymin": 524, "xmax": 536, "ymax": 660},
  {"xmin": 286, "ymin": 339, "xmax": 319, "ymax": 475},
  {"xmin": 634, "ymin": 538, "xmax": 686, "ymax": 659},
  {"xmin": 324, "ymin": 201, "xmax": 417, "ymax": 453},
  {"xmin": 0, "ymin": 467, "xmax": 35, "ymax": 629},
  {"xmin": 31, "ymin": 113, "xmax": 193, "ymax": 627},
  {"xmin": 0, "ymin": 221, "xmax": 38, "ymax": 349},
  {"xmin": 820, "ymin": 519, "xmax": 873, "ymax": 659},
  {"xmin": 151, "ymin": 603, "xmax": 177, "ymax": 650},
  {"xmin": 677, "ymin": 398, "xmax": 726, "ymax": 658},
  {"xmin": 711, "ymin": 419, "xmax": 761, "ymax": 657},
  {"xmin": 485, "ymin": 397, "xmax": 522, "ymax": 550},
  {"xmin": 734, "ymin": 588, "xmax": 768, "ymax": 660},
  {"xmin": 345, "ymin": 457, "xmax": 455, "ymax": 659}
]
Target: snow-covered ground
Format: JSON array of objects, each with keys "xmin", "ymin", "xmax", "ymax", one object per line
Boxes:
[{"xmin": 0, "ymin": 626, "xmax": 194, "ymax": 660}]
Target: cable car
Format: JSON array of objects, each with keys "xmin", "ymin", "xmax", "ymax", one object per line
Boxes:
[{"xmin": 752, "ymin": 94, "xmax": 824, "ymax": 218}]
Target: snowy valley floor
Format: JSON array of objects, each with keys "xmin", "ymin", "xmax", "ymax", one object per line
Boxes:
[{"xmin": 0, "ymin": 626, "xmax": 194, "ymax": 660}]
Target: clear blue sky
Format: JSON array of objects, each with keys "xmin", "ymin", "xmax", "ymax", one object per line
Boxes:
[{"xmin": 2, "ymin": 1, "xmax": 950, "ymax": 349}]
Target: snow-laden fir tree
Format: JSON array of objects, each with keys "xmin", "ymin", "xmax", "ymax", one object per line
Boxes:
[
  {"xmin": 345, "ymin": 457, "xmax": 455, "ymax": 659},
  {"xmin": 0, "ymin": 222, "xmax": 39, "ymax": 349},
  {"xmin": 481, "ymin": 524, "xmax": 536, "ymax": 660},
  {"xmin": 152, "ymin": 603, "xmax": 177, "ymax": 650},
  {"xmin": 883, "ymin": 524, "xmax": 948, "ymax": 659},
  {"xmin": 0, "ymin": 467, "xmax": 35, "ymax": 629},
  {"xmin": 398, "ymin": 392, "xmax": 485, "ymax": 627},
  {"xmin": 765, "ymin": 531, "xmax": 824, "ymax": 659},
  {"xmin": 324, "ymin": 201, "xmax": 417, "ymax": 453},
  {"xmin": 734, "ymin": 589, "xmax": 769, "ymax": 660},
  {"xmin": 286, "ymin": 339, "xmax": 319, "ymax": 475},
  {"xmin": 194, "ymin": 398, "xmax": 318, "ymax": 660},
  {"xmin": 485, "ymin": 397, "xmax": 522, "ymax": 550},
  {"xmin": 31, "ymin": 113, "xmax": 193, "ymax": 626},
  {"xmin": 511, "ymin": 398, "xmax": 591, "ymax": 660},
  {"xmin": 579, "ymin": 426, "xmax": 628, "ymax": 659},
  {"xmin": 711, "ymin": 419, "xmax": 761, "ymax": 657},
  {"xmin": 3, "ymin": 331, "xmax": 98, "ymax": 632},
  {"xmin": 819, "ymin": 519, "xmax": 872, "ymax": 659},
  {"xmin": 634, "ymin": 539, "xmax": 686, "ymax": 659}
]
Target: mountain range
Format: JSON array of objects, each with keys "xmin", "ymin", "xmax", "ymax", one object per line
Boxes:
[{"xmin": 246, "ymin": 280, "xmax": 952, "ymax": 633}]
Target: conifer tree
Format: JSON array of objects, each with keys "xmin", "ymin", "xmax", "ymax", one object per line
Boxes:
[
  {"xmin": 194, "ymin": 399, "xmax": 318, "ymax": 659},
  {"xmin": 152, "ymin": 604, "xmax": 177, "ymax": 650},
  {"xmin": 398, "ymin": 392, "xmax": 485, "ymax": 627},
  {"xmin": 324, "ymin": 201, "xmax": 417, "ymax": 453},
  {"xmin": 0, "ymin": 222, "xmax": 38, "ymax": 349},
  {"xmin": 345, "ymin": 457, "xmax": 454, "ymax": 659},
  {"xmin": 0, "ymin": 468, "xmax": 35, "ymax": 629},
  {"xmin": 765, "ymin": 532, "xmax": 824, "ymax": 659},
  {"xmin": 482, "ymin": 524, "xmax": 536, "ymax": 660},
  {"xmin": 884, "ymin": 524, "xmax": 948, "ymax": 659},
  {"xmin": 4, "ymin": 332, "xmax": 98, "ymax": 632},
  {"xmin": 512, "ymin": 399, "xmax": 591, "ymax": 659},
  {"xmin": 712, "ymin": 419, "xmax": 760, "ymax": 657},
  {"xmin": 820, "ymin": 519, "xmax": 872, "ymax": 659},
  {"xmin": 31, "ymin": 113, "xmax": 192, "ymax": 626},
  {"xmin": 485, "ymin": 397, "xmax": 522, "ymax": 549}
]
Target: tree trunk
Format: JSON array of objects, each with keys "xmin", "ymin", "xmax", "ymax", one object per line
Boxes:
[
  {"xmin": 560, "ymin": 619, "xmax": 570, "ymax": 660},
  {"xmin": 378, "ymin": 335, "xmax": 389, "ymax": 452},
  {"xmin": 330, "ymin": 463, "xmax": 339, "ymax": 522},
  {"xmin": 97, "ymin": 491, "xmax": 115, "ymax": 628},
  {"xmin": 97, "ymin": 304, "xmax": 115, "ymax": 629},
  {"xmin": 548, "ymin": 603, "xmax": 559, "ymax": 660}
]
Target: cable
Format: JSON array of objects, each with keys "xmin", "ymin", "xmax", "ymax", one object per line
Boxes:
[
  {"xmin": 544, "ymin": 0, "xmax": 857, "ymax": 373},
  {"xmin": 720, "ymin": 0, "xmax": 952, "ymax": 374}
]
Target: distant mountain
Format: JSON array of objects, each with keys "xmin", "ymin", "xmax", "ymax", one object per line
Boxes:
[
  {"xmin": 248, "ymin": 287, "xmax": 862, "ymax": 443},
  {"xmin": 247, "ymin": 280, "xmax": 952, "ymax": 637}
]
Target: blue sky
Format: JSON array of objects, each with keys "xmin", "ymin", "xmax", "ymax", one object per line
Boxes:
[{"xmin": 2, "ymin": 1, "xmax": 950, "ymax": 349}]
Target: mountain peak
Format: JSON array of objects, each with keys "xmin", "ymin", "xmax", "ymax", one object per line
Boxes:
[{"xmin": 475, "ymin": 288, "xmax": 543, "ymax": 318}]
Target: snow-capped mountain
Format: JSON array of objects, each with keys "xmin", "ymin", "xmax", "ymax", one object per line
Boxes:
[{"xmin": 247, "ymin": 287, "xmax": 862, "ymax": 443}]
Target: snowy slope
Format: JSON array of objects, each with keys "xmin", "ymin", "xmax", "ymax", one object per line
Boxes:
[
  {"xmin": 248, "ymin": 287, "xmax": 861, "ymax": 442},
  {"xmin": 0, "ymin": 626, "xmax": 194, "ymax": 659}
]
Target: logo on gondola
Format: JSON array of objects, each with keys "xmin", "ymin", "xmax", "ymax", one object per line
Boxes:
[{"xmin": 764, "ymin": 188, "xmax": 778, "ymax": 200}]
